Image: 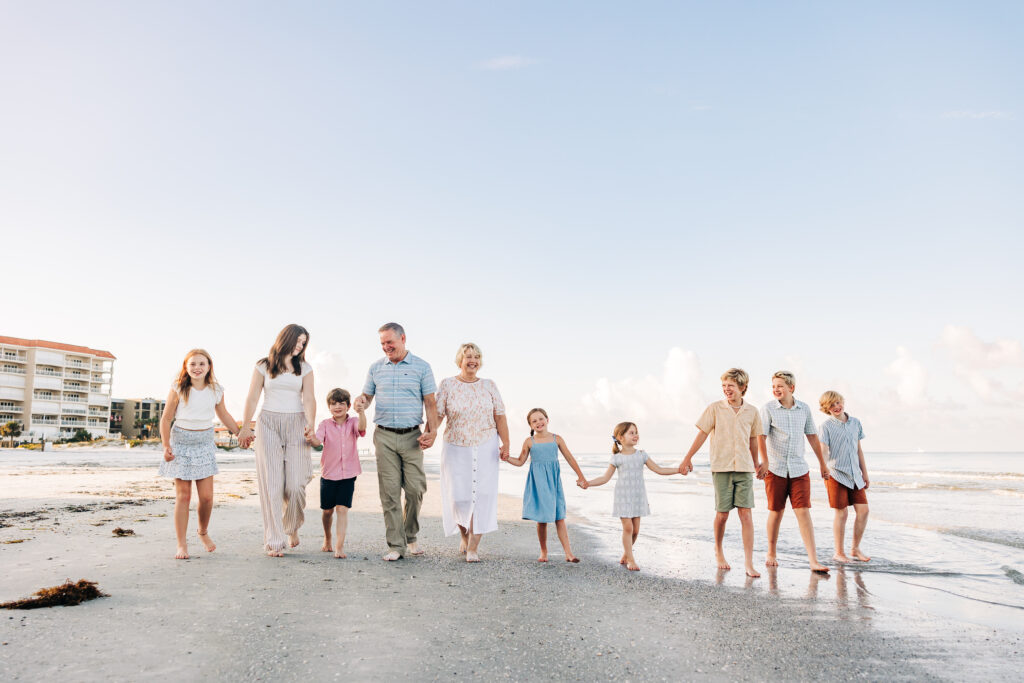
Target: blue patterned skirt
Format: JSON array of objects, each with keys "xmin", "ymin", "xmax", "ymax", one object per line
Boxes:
[{"xmin": 158, "ymin": 426, "xmax": 219, "ymax": 481}]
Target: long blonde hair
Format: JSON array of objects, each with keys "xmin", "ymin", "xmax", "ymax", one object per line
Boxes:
[
  {"xmin": 260, "ymin": 324, "xmax": 309, "ymax": 378},
  {"xmin": 612, "ymin": 421, "xmax": 636, "ymax": 454},
  {"xmin": 174, "ymin": 349, "xmax": 216, "ymax": 404}
]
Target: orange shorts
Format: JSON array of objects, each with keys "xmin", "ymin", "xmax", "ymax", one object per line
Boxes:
[
  {"xmin": 764, "ymin": 472, "xmax": 811, "ymax": 511},
  {"xmin": 826, "ymin": 478, "xmax": 868, "ymax": 509}
]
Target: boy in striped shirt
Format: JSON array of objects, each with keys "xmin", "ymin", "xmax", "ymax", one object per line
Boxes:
[{"xmin": 818, "ymin": 391, "xmax": 871, "ymax": 563}]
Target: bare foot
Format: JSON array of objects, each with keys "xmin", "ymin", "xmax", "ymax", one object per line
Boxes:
[
  {"xmin": 288, "ymin": 533, "xmax": 300, "ymax": 548},
  {"xmin": 175, "ymin": 545, "xmax": 190, "ymax": 560},
  {"xmin": 537, "ymin": 554, "xmax": 549, "ymax": 563},
  {"xmin": 745, "ymin": 565, "xmax": 761, "ymax": 578},
  {"xmin": 716, "ymin": 553, "xmax": 731, "ymax": 571},
  {"xmin": 765, "ymin": 555, "xmax": 779, "ymax": 567},
  {"xmin": 267, "ymin": 549, "xmax": 284, "ymax": 557},
  {"xmin": 833, "ymin": 553, "xmax": 851, "ymax": 563},
  {"xmin": 565, "ymin": 555, "xmax": 580, "ymax": 563},
  {"xmin": 810, "ymin": 562, "xmax": 830, "ymax": 573},
  {"xmin": 626, "ymin": 560, "xmax": 640, "ymax": 571},
  {"xmin": 851, "ymin": 549, "xmax": 871, "ymax": 562},
  {"xmin": 382, "ymin": 551, "xmax": 401, "ymax": 561},
  {"xmin": 619, "ymin": 555, "xmax": 627, "ymax": 565},
  {"xmin": 334, "ymin": 550, "xmax": 347, "ymax": 559},
  {"xmin": 408, "ymin": 543, "xmax": 425, "ymax": 556},
  {"xmin": 197, "ymin": 531, "xmax": 216, "ymax": 553},
  {"xmin": 466, "ymin": 551, "xmax": 481, "ymax": 563},
  {"xmin": 458, "ymin": 539, "xmax": 468, "ymax": 554},
  {"xmin": 321, "ymin": 540, "xmax": 333, "ymax": 552}
]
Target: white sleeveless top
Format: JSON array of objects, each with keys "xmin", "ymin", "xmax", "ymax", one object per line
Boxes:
[
  {"xmin": 173, "ymin": 384, "xmax": 224, "ymax": 430},
  {"xmin": 257, "ymin": 361, "xmax": 312, "ymax": 413}
]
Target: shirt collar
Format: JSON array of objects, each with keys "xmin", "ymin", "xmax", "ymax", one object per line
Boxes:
[
  {"xmin": 384, "ymin": 352, "xmax": 412, "ymax": 366},
  {"xmin": 773, "ymin": 399, "xmax": 799, "ymax": 410}
]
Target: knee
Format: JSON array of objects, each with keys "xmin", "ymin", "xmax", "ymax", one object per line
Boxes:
[
  {"xmin": 175, "ymin": 488, "xmax": 192, "ymax": 503},
  {"xmin": 836, "ymin": 508, "xmax": 849, "ymax": 521},
  {"xmin": 322, "ymin": 509, "xmax": 333, "ymax": 519},
  {"xmin": 197, "ymin": 492, "xmax": 213, "ymax": 507},
  {"xmin": 856, "ymin": 505, "xmax": 869, "ymax": 517},
  {"xmin": 714, "ymin": 511, "xmax": 730, "ymax": 524},
  {"xmin": 621, "ymin": 520, "xmax": 634, "ymax": 534}
]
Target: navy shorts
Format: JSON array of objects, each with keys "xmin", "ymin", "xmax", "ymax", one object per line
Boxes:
[{"xmin": 320, "ymin": 476, "xmax": 356, "ymax": 509}]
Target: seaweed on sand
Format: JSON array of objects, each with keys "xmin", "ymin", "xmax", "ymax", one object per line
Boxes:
[
  {"xmin": 0, "ymin": 579, "xmax": 107, "ymax": 610},
  {"xmin": 112, "ymin": 527, "xmax": 135, "ymax": 536}
]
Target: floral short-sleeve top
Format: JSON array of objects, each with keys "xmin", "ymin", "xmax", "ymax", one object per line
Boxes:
[{"xmin": 436, "ymin": 377, "xmax": 505, "ymax": 447}]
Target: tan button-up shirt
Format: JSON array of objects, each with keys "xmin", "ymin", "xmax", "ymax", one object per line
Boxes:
[{"xmin": 695, "ymin": 400, "xmax": 762, "ymax": 473}]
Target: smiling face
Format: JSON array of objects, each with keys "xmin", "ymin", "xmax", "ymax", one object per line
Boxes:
[
  {"xmin": 460, "ymin": 350, "xmax": 482, "ymax": 377},
  {"xmin": 828, "ymin": 400, "xmax": 845, "ymax": 418},
  {"xmin": 721, "ymin": 379, "xmax": 744, "ymax": 403},
  {"xmin": 292, "ymin": 334, "xmax": 307, "ymax": 358},
  {"xmin": 622, "ymin": 424, "xmax": 639, "ymax": 446},
  {"xmin": 771, "ymin": 377, "xmax": 794, "ymax": 402},
  {"xmin": 186, "ymin": 353, "xmax": 211, "ymax": 383},
  {"xmin": 328, "ymin": 400, "xmax": 350, "ymax": 420},
  {"xmin": 528, "ymin": 410, "xmax": 549, "ymax": 434},
  {"xmin": 380, "ymin": 329, "xmax": 407, "ymax": 363}
]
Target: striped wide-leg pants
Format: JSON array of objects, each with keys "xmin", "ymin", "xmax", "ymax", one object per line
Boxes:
[{"xmin": 255, "ymin": 411, "xmax": 312, "ymax": 552}]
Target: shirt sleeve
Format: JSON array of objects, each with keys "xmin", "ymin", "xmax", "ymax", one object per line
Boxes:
[
  {"xmin": 362, "ymin": 365, "xmax": 376, "ymax": 397},
  {"xmin": 751, "ymin": 410, "xmax": 763, "ymax": 438},
  {"xmin": 315, "ymin": 420, "xmax": 328, "ymax": 442},
  {"xmin": 759, "ymin": 405, "xmax": 772, "ymax": 436},
  {"xmin": 435, "ymin": 379, "xmax": 448, "ymax": 419},
  {"xmin": 818, "ymin": 423, "xmax": 830, "ymax": 448},
  {"xmin": 695, "ymin": 404, "xmax": 716, "ymax": 434},
  {"xmin": 802, "ymin": 405, "xmax": 816, "ymax": 435},
  {"xmin": 300, "ymin": 361, "xmax": 313, "ymax": 377},
  {"xmin": 215, "ymin": 384, "xmax": 225, "ymax": 403},
  {"xmin": 255, "ymin": 362, "xmax": 266, "ymax": 377},
  {"xmin": 857, "ymin": 419, "xmax": 865, "ymax": 441},
  {"xmin": 487, "ymin": 380, "xmax": 506, "ymax": 415},
  {"xmin": 641, "ymin": 451, "xmax": 649, "ymax": 464},
  {"xmin": 611, "ymin": 453, "xmax": 621, "ymax": 468},
  {"xmin": 420, "ymin": 363, "xmax": 437, "ymax": 396}
]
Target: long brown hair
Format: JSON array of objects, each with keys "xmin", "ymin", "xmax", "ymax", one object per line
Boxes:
[
  {"xmin": 174, "ymin": 349, "xmax": 216, "ymax": 404},
  {"xmin": 612, "ymin": 421, "xmax": 636, "ymax": 454},
  {"xmin": 260, "ymin": 324, "xmax": 309, "ymax": 378},
  {"xmin": 526, "ymin": 408, "xmax": 548, "ymax": 436}
]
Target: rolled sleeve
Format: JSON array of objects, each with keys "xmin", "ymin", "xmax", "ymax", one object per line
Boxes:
[
  {"xmin": 695, "ymin": 404, "xmax": 715, "ymax": 434},
  {"xmin": 759, "ymin": 406, "xmax": 772, "ymax": 436},
  {"xmin": 420, "ymin": 366, "xmax": 437, "ymax": 396}
]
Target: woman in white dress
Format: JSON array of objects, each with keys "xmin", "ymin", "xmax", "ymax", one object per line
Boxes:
[{"xmin": 435, "ymin": 343, "xmax": 510, "ymax": 562}]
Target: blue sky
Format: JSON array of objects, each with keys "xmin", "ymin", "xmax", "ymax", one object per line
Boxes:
[{"xmin": 3, "ymin": 2, "xmax": 1022, "ymax": 451}]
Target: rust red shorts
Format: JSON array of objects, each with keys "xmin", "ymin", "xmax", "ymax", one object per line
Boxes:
[
  {"xmin": 764, "ymin": 472, "xmax": 811, "ymax": 511},
  {"xmin": 826, "ymin": 478, "xmax": 868, "ymax": 509}
]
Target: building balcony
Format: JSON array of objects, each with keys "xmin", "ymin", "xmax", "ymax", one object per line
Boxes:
[
  {"xmin": 2, "ymin": 353, "xmax": 27, "ymax": 363},
  {"xmin": 62, "ymin": 406, "xmax": 87, "ymax": 415},
  {"xmin": 32, "ymin": 418, "xmax": 58, "ymax": 426},
  {"xmin": 35, "ymin": 368, "xmax": 62, "ymax": 377},
  {"xmin": 66, "ymin": 360, "xmax": 87, "ymax": 368},
  {"xmin": 0, "ymin": 406, "xmax": 24, "ymax": 414},
  {"xmin": 1, "ymin": 367, "xmax": 26, "ymax": 375}
]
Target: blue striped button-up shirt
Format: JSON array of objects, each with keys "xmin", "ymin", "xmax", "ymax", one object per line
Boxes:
[
  {"xmin": 362, "ymin": 353, "xmax": 437, "ymax": 429},
  {"xmin": 819, "ymin": 414, "xmax": 866, "ymax": 489},
  {"xmin": 760, "ymin": 399, "xmax": 817, "ymax": 478}
]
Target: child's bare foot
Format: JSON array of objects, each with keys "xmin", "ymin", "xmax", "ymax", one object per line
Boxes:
[
  {"xmin": 537, "ymin": 552, "xmax": 548, "ymax": 562},
  {"xmin": 745, "ymin": 564, "xmax": 761, "ymax": 578},
  {"xmin": 197, "ymin": 531, "xmax": 216, "ymax": 553},
  {"xmin": 833, "ymin": 552, "xmax": 851, "ymax": 563},
  {"xmin": 382, "ymin": 551, "xmax": 401, "ymax": 561},
  {"xmin": 321, "ymin": 539, "xmax": 333, "ymax": 552},
  {"xmin": 334, "ymin": 550, "xmax": 347, "ymax": 559},
  {"xmin": 716, "ymin": 553, "xmax": 731, "ymax": 571},
  {"xmin": 466, "ymin": 550, "xmax": 480, "ymax": 563},
  {"xmin": 267, "ymin": 549, "xmax": 284, "ymax": 557},
  {"xmin": 565, "ymin": 554, "xmax": 580, "ymax": 563},
  {"xmin": 810, "ymin": 562, "xmax": 830, "ymax": 573},
  {"xmin": 408, "ymin": 542, "xmax": 424, "ymax": 556},
  {"xmin": 175, "ymin": 545, "xmax": 190, "ymax": 560},
  {"xmin": 626, "ymin": 560, "xmax": 640, "ymax": 571},
  {"xmin": 458, "ymin": 538, "xmax": 468, "ymax": 554},
  {"xmin": 619, "ymin": 554, "xmax": 627, "ymax": 565},
  {"xmin": 765, "ymin": 554, "xmax": 779, "ymax": 567},
  {"xmin": 851, "ymin": 549, "xmax": 871, "ymax": 562},
  {"xmin": 288, "ymin": 532, "xmax": 300, "ymax": 548}
]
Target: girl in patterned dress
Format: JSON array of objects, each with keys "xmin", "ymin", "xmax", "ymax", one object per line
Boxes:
[
  {"xmin": 583, "ymin": 422, "xmax": 679, "ymax": 571},
  {"xmin": 506, "ymin": 408, "xmax": 588, "ymax": 563},
  {"xmin": 159, "ymin": 349, "xmax": 241, "ymax": 560}
]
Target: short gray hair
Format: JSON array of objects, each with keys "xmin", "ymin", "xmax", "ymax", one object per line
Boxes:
[{"xmin": 378, "ymin": 322, "xmax": 405, "ymax": 337}]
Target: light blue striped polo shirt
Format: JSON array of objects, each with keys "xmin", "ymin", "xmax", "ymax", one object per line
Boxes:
[
  {"xmin": 362, "ymin": 352, "xmax": 437, "ymax": 429},
  {"xmin": 819, "ymin": 414, "xmax": 866, "ymax": 489},
  {"xmin": 760, "ymin": 399, "xmax": 818, "ymax": 478}
]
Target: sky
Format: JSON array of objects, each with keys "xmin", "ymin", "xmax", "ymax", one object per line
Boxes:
[{"xmin": 2, "ymin": 2, "xmax": 1022, "ymax": 452}]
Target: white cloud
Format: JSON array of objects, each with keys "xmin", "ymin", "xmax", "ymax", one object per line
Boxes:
[
  {"xmin": 940, "ymin": 325, "xmax": 1023, "ymax": 369},
  {"xmin": 942, "ymin": 110, "xmax": 1013, "ymax": 120},
  {"xmin": 477, "ymin": 55, "xmax": 538, "ymax": 71},
  {"xmin": 582, "ymin": 347, "xmax": 705, "ymax": 423},
  {"xmin": 884, "ymin": 346, "xmax": 929, "ymax": 407},
  {"xmin": 308, "ymin": 350, "xmax": 353, "ymax": 397}
]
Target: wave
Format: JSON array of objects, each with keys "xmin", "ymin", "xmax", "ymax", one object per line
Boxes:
[
  {"xmin": 1005, "ymin": 567, "xmax": 1024, "ymax": 586},
  {"xmin": 874, "ymin": 481, "xmax": 1024, "ymax": 497},
  {"xmin": 871, "ymin": 470, "xmax": 1024, "ymax": 482},
  {"xmin": 940, "ymin": 527, "xmax": 1024, "ymax": 551}
]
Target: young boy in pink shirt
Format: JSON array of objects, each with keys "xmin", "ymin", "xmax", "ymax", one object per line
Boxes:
[{"xmin": 308, "ymin": 388, "xmax": 366, "ymax": 558}]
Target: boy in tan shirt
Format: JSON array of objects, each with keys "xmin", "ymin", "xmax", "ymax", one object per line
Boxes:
[{"xmin": 679, "ymin": 368, "xmax": 763, "ymax": 578}]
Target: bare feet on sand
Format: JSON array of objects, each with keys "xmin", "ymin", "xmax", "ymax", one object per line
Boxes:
[
  {"xmin": 267, "ymin": 549, "xmax": 284, "ymax": 557},
  {"xmin": 197, "ymin": 531, "xmax": 216, "ymax": 553},
  {"xmin": 745, "ymin": 564, "xmax": 761, "ymax": 578},
  {"xmin": 334, "ymin": 550, "xmax": 347, "ymax": 559},
  {"xmin": 851, "ymin": 549, "xmax": 871, "ymax": 562},
  {"xmin": 538, "ymin": 553, "xmax": 549, "ymax": 562},
  {"xmin": 382, "ymin": 551, "xmax": 401, "ymax": 561},
  {"xmin": 458, "ymin": 539, "xmax": 468, "ymax": 554},
  {"xmin": 566, "ymin": 555, "xmax": 580, "ymax": 563},
  {"xmin": 466, "ymin": 551, "xmax": 480, "ymax": 563},
  {"xmin": 619, "ymin": 555, "xmax": 627, "ymax": 565},
  {"xmin": 626, "ymin": 560, "xmax": 640, "ymax": 571},
  {"xmin": 288, "ymin": 533, "xmax": 300, "ymax": 548},
  {"xmin": 716, "ymin": 553, "xmax": 731, "ymax": 571},
  {"xmin": 175, "ymin": 545, "xmax": 190, "ymax": 560},
  {"xmin": 321, "ymin": 540, "xmax": 333, "ymax": 552},
  {"xmin": 765, "ymin": 555, "xmax": 779, "ymax": 567},
  {"xmin": 810, "ymin": 562, "xmax": 830, "ymax": 573},
  {"xmin": 833, "ymin": 552, "xmax": 851, "ymax": 563},
  {"xmin": 407, "ymin": 542, "xmax": 424, "ymax": 556}
]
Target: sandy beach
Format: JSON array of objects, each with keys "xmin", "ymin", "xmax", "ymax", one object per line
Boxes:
[{"xmin": 1, "ymin": 447, "xmax": 1021, "ymax": 681}]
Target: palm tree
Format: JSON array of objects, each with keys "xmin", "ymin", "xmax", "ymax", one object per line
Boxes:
[{"xmin": 1, "ymin": 420, "xmax": 22, "ymax": 448}]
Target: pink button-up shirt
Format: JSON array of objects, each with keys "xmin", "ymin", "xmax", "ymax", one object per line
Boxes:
[{"xmin": 316, "ymin": 416, "xmax": 365, "ymax": 481}]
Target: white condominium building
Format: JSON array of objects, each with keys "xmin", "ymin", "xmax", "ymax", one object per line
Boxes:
[{"xmin": 0, "ymin": 336, "xmax": 116, "ymax": 441}]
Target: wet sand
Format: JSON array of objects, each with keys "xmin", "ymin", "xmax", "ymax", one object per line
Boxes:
[{"xmin": 0, "ymin": 451, "xmax": 1018, "ymax": 681}]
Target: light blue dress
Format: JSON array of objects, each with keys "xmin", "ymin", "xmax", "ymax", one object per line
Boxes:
[{"xmin": 522, "ymin": 435, "xmax": 566, "ymax": 523}]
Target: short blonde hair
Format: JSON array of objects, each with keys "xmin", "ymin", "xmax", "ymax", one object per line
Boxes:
[
  {"xmin": 819, "ymin": 390, "xmax": 844, "ymax": 414},
  {"xmin": 455, "ymin": 342, "xmax": 483, "ymax": 368},
  {"xmin": 772, "ymin": 370, "xmax": 796, "ymax": 388},
  {"xmin": 720, "ymin": 368, "xmax": 749, "ymax": 395}
]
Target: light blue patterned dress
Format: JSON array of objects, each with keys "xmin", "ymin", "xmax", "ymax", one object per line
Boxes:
[
  {"xmin": 612, "ymin": 450, "xmax": 651, "ymax": 518},
  {"xmin": 522, "ymin": 435, "xmax": 566, "ymax": 523}
]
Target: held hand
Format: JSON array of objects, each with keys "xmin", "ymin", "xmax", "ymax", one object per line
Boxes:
[
  {"xmin": 303, "ymin": 425, "xmax": 315, "ymax": 442},
  {"xmin": 756, "ymin": 461, "xmax": 768, "ymax": 480},
  {"xmin": 499, "ymin": 443, "xmax": 510, "ymax": 460},
  {"xmin": 238, "ymin": 427, "xmax": 253, "ymax": 449},
  {"xmin": 820, "ymin": 464, "xmax": 830, "ymax": 480},
  {"xmin": 576, "ymin": 477, "xmax": 588, "ymax": 490},
  {"xmin": 417, "ymin": 431, "xmax": 436, "ymax": 449},
  {"xmin": 678, "ymin": 460, "xmax": 693, "ymax": 476},
  {"xmin": 353, "ymin": 396, "xmax": 367, "ymax": 412},
  {"xmin": 863, "ymin": 476, "xmax": 869, "ymax": 490},
  {"xmin": 163, "ymin": 446, "xmax": 174, "ymax": 462}
]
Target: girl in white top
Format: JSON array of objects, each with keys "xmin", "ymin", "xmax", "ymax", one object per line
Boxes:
[
  {"xmin": 159, "ymin": 349, "xmax": 241, "ymax": 560},
  {"xmin": 239, "ymin": 324, "xmax": 316, "ymax": 557}
]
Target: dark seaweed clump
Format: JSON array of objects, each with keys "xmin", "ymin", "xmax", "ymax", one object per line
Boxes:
[
  {"xmin": 112, "ymin": 527, "xmax": 135, "ymax": 536},
  {"xmin": 0, "ymin": 579, "xmax": 108, "ymax": 610}
]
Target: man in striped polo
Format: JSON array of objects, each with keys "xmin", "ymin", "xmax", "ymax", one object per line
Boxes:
[{"xmin": 357, "ymin": 322, "xmax": 439, "ymax": 561}]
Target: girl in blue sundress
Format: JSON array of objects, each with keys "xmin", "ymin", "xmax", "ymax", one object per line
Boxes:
[
  {"xmin": 505, "ymin": 408, "xmax": 587, "ymax": 562},
  {"xmin": 584, "ymin": 421, "xmax": 679, "ymax": 571}
]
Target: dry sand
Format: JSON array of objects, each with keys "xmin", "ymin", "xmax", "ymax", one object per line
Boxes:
[{"xmin": 0, "ymin": 455, "xmax": 1003, "ymax": 681}]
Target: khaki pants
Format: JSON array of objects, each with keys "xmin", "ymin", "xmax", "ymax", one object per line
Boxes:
[{"xmin": 373, "ymin": 427, "xmax": 426, "ymax": 555}]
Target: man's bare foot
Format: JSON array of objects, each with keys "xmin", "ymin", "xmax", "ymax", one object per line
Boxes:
[
  {"xmin": 197, "ymin": 531, "xmax": 216, "ymax": 553},
  {"xmin": 745, "ymin": 565, "xmax": 761, "ymax": 578},
  {"xmin": 565, "ymin": 555, "xmax": 580, "ymax": 563},
  {"xmin": 626, "ymin": 560, "xmax": 640, "ymax": 571},
  {"xmin": 382, "ymin": 551, "xmax": 401, "ymax": 561},
  {"xmin": 833, "ymin": 552, "xmax": 851, "ymax": 563},
  {"xmin": 288, "ymin": 533, "xmax": 300, "ymax": 548},
  {"xmin": 334, "ymin": 550, "xmax": 347, "ymax": 559},
  {"xmin": 408, "ymin": 542, "xmax": 425, "ymax": 556},
  {"xmin": 466, "ymin": 551, "xmax": 480, "ymax": 563},
  {"xmin": 321, "ymin": 539, "xmax": 333, "ymax": 552},
  {"xmin": 810, "ymin": 562, "xmax": 830, "ymax": 573},
  {"xmin": 267, "ymin": 549, "xmax": 284, "ymax": 557},
  {"xmin": 765, "ymin": 555, "xmax": 779, "ymax": 567},
  {"xmin": 175, "ymin": 545, "xmax": 190, "ymax": 560},
  {"xmin": 716, "ymin": 553, "xmax": 731, "ymax": 571},
  {"xmin": 851, "ymin": 549, "xmax": 871, "ymax": 562},
  {"xmin": 537, "ymin": 553, "xmax": 548, "ymax": 562}
]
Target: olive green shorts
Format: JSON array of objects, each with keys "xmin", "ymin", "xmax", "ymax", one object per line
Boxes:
[{"xmin": 712, "ymin": 471, "xmax": 755, "ymax": 512}]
